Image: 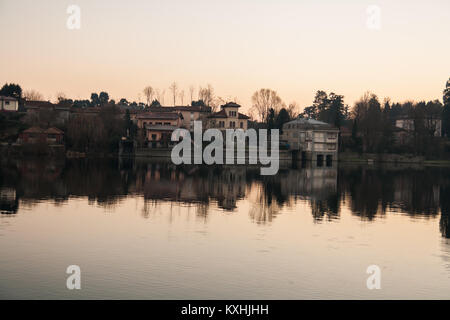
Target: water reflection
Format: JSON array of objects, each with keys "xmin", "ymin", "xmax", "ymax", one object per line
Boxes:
[{"xmin": 0, "ymin": 157, "xmax": 449, "ymax": 238}]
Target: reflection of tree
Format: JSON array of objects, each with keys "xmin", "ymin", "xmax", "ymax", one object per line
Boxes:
[
  {"xmin": 339, "ymin": 165, "xmax": 441, "ymax": 221},
  {"xmin": 340, "ymin": 167, "xmax": 383, "ymax": 220},
  {"xmin": 276, "ymin": 166, "xmax": 339, "ymax": 221},
  {"xmin": 310, "ymin": 195, "xmax": 339, "ymax": 222},
  {"xmin": 248, "ymin": 183, "xmax": 282, "ymax": 224},
  {"xmin": 1, "ymin": 158, "xmax": 450, "ymax": 234},
  {"xmin": 440, "ymin": 185, "xmax": 450, "ymax": 238}
]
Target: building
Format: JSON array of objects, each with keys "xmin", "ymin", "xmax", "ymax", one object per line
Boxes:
[
  {"xmin": 148, "ymin": 105, "xmax": 212, "ymax": 131},
  {"xmin": 24, "ymin": 100, "xmax": 71, "ymax": 125},
  {"xmin": 206, "ymin": 102, "xmax": 249, "ymax": 130},
  {"xmin": 0, "ymin": 96, "xmax": 19, "ymax": 112},
  {"xmin": 136, "ymin": 112, "xmax": 183, "ymax": 148},
  {"xmin": 19, "ymin": 127, "xmax": 64, "ymax": 144},
  {"xmin": 394, "ymin": 115, "xmax": 442, "ymax": 137},
  {"xmin": 281, "ymin": 118, "xmax": 339, "ymax": 164}
]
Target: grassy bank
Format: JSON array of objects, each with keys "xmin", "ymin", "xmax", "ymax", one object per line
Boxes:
[{"xmin": 339, "ymin": 152, "xmax": 450, "ymax": 165}]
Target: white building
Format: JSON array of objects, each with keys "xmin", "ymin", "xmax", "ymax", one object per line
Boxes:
[
  {"xmin": 0, "ymin": 96, "xmax": 19, "ymax": 112},
  {"xmin": 281, "ymin": 118, "xmax": 339, "ymax": 164},
  {"xmin": 395, "ymin": 115, "xmax": 442, "ymax": 137}
]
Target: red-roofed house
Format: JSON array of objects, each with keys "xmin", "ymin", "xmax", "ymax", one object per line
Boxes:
[
  {"xmin": 207, "ymin": 102, "xmax": 249, "ymax": 130},
  {"xmin": 136, "ymin": 112, "xmax": 183, "ymax": 148},
  {"xmin": 19, "ymin": 127, "xmax": 64, "ymax": 144}
]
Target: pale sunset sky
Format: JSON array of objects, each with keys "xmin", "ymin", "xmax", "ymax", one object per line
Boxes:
[{"xmin": 0, "ymin": 0, "xmax": 449, "ymax": 113}]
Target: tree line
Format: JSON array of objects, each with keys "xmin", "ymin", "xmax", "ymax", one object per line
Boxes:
[{"xmin": 2, "ymin": 78, "xmax": 450, "ymax": 157}]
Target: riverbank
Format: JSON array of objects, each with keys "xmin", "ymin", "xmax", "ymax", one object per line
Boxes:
[
  {"xmin": 2, "ymin": 143, "xmax": 450, "ymax": 167},
  {"xmin": 339, "ymin": 152, "xmax": 450, "ymax": 166}
]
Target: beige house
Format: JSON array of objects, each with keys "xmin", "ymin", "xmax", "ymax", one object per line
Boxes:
[
  {"xmin": 0, "ymin": 96, "xmax": 19, "ymax": 112},
  {"xmin": 148, "ymin": 106, "xmax": 211, "ymax": 131},
  {"xmin": 207, "ymin": 102, "xmax": 249, "ymax": 130},
  {"xmin": 282, "ymin": 118, "xmax": 339, "ymax": 164},
  {"xmin": 136, "ymin": 112, "xmax": 183, "ymax": 148}
]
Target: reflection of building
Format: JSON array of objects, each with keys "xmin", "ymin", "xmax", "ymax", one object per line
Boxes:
[
  {"xmin": 0, "ymin": 188, "xmax": 18, "ymax": 214},
  {"xmin": 207, "ymin": 102, "xmax": 249, "ymax": 130},
  {"xmin": 0, "ymin": 96, "xmax": 19, "ymax": 112},
  {"xmin": 18, "ymin": 127, "xmax": 64, "ymax": 144},
  {"xmin": 279, "ymin": 166, "xmax": 337, "ymax": 200},
  {"xmin": 279, "ymin": 165, "xmax": 339, "ymax": 221},
  {"xmin": 282, "ymin": 118, "xmax": 339, "ymax": 164},
  {"xmin": 135, "ymin": 164, "xmax": 247, "ymax": 211}
]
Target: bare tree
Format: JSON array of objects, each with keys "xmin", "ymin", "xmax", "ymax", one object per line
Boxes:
[
  {"xmin": 178, "ymin": 90, "xmax": 185, "ymax": 105},
  {"xmin": 189, "ymin": 85, "xmax": 195, "ymax": 105},
  {"xmin": 251, "ymin": 89, "xmax": 285, "ymax": 122},
  {"xmin": 198, "ymin": 84, "xmax": 215, "ymax": 108},
  {"xmin": 161, "ymin": 89, "xmax": 165, "ymax": 105},
  {"xmin": 287, "ymin": 102, "xmax": 299, "ymax": 119},
  {"xmin": 169, "ymin": 82, "xmax": 178, "ymax": 106},
  {"xmin": 210, "ymin": 96, "xmax": 226, "ymax": 113},
  {"xmin": 23, "ymin": 89, "xmax": 44, "ymax": 101},
  {"xmin": 143, "ymin": 86, "xmax": 154, "ymax": 106}
]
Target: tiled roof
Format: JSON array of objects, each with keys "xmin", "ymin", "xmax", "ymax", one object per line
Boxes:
[
  {"xmin": 238, "ymin": 113, "xmax": 250, "ymax": 119},
  {"xmin": 0, "ymin": 96, "xmax": 18, "ymax": 101},
  {"xmin": 22, "ymin": 127, "xmax": 45, "ymax": 134},
  {"xmin": 148, "ymin": 106, "xmax": 211, "ymax": 113},
  {"xmin": 207, "ymin": 109, "xmax": 227, "ymax": 118},
  {"xmin": 222, "ymin": 102, "xmax": 241, "ymax": 108},
  {"xmin": 22, "ymin": 127, "xmax": 64, "ymax": 134},
  {"xmin": 207, "ymin": 109, "xmax": 250, "ymax": 120},
  {"xmin": 45, "ymin": 127, "xmax": 64, "ymax": 134},
  {"xmin": 137, "ymin": 112, "xmax": 181, "ymax": 120},
  {"xmin": 146, "ymin": 125, "xmax": 180, "ymax": 131},
  {"xmin": 24, "ymin": 100, "xmax": 54, "ymax": 108},
  {"xmin": 283, "ymin": 118, "xmax": 338, "ymax": 130}
]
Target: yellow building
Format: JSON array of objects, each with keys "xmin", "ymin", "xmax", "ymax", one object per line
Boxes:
[
  {"xmin": 136, "ymin": 112, "xmax": 183, "ymax": 148},
  {"xmin": 148, "ymin": 106, "xmax": 212, "ymax": 131},
  {"xmin": 207, "ymin": 102, "xmax": 249, "ymax": 130}
]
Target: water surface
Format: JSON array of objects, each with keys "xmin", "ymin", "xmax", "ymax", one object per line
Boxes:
[{"xmin": 0, "ymin": 158, "xmax": 449, "ymax": 299}]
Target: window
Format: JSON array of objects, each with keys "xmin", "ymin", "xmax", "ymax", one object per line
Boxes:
[
  {"xmin": 240, "ymin": 122, "xmax": 243, "ymax": 128},
  {"xmin": 327, "ymin": 132, "xmax": 337, "ymax": 139},
  {"xmin": 5, "ymin": 101, "xmax": 10, "ymax": 105},
  {"xmin": 151, "ymin": 134, "xmax": 157, "ymax": 140},
  {"xmin": 219, "ymin": 121, "xmax": 225, "ymax": 128},
  {"xmin": 230, "ymin": 121, "xmax": 235, "ymax": 128},
  {"xmin": 164, "ymin": 122, "xmax": 170, "ymax": 125}
]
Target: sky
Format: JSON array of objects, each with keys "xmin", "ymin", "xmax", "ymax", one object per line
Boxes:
[{"xmin": 0, "ymin": 0, "xmax": 449, "ymax": 113}]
